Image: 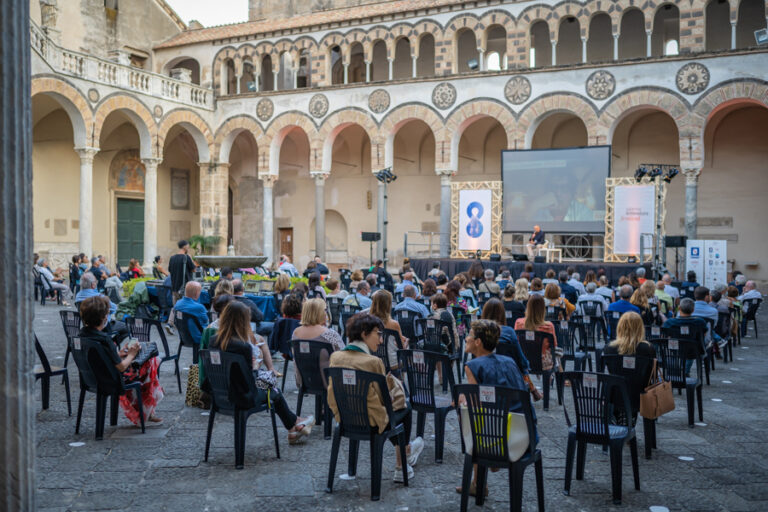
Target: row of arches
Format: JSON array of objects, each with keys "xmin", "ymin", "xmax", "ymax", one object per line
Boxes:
[{"xmin": 202, "ymin": 0, "xmax": 766, "ymax": 94}]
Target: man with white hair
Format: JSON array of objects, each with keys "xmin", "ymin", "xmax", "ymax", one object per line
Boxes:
[
  {"xmin": 662, "ymin": 273, "xmax": 680, "ymax": 303},
  {"xmin": 394, "ymin": 271, "xmax": 415, "ymax": 294},
  {"xmin": 577, "ymin": 282, "xmax": 609, "ymax": 315},
  {"xmin": 36, "ymin": 258, "xmax": 73, "ymax": 305},
  {"xmin": 636, "ymin": 267, "xmax": 647, "ymax": 284},
  {"xmin": 393, "ymin": 285, "xmax": 430, "ymax": 318},
  {"xmin": 171, "ymin": 281, "xmax": 210, "ymax": 345},
  {"xmin": 478, "ymin": 269, "xmax": 501, "ymax": 297},
  {"xmin": 737, "ymin": 280, "xmax": 761, "ymax": 305},
  {"xmin": 566, "ymin": 268, "xmax": 585, "ymax": 296}
]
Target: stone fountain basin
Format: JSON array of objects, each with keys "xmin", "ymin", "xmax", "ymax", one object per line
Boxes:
[{"xmin": 194, "ymin": 255, "xmax": 267, "ymax": 269}]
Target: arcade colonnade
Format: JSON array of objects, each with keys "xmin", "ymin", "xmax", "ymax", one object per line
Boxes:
[{"xmin": 32, "ymin": 74, "xmax": 768, "ymax": 273}]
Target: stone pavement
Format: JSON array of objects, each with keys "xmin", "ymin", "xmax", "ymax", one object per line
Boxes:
[{"xmin": 33, "ymin": 302, "xmax": 768, "ymax": 511}]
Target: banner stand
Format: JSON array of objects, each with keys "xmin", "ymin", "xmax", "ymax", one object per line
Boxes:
[
  {"xmin": 450, "ymin": 181, "xmax": 502, "ymax": 258},
  {"xmin": 604, "ymin": 177, "xmax": 667, "ymax": 263}
]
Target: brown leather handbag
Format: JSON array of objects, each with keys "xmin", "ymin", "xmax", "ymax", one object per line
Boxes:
[{"xmin": 639, "ymin": 360, "xmax": 675, "ymax": 419}]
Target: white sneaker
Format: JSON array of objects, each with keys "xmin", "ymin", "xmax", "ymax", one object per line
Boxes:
[
  {"xmin": 408, "ymin": 436, "xmax": 424, "ymax": 467},
  {"xmin": 164, "ymin": 324, "xmax": 175, "ymax": 336},
  {"xmin": 393, "ymin": 464, "xmax": 414, "ymax": 483}
]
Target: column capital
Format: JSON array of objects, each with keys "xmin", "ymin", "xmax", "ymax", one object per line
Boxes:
[
  {"xmin": 260, "ymin": 173, "xmax": 278, "ymax": 187},
  {"xmin": 310, "ymin": 170, "xmax": 330, "ymax": 182},
  {"xmin": 436, "ymin": 169, "xmax": 455, "ymax": 177},
  {"xmin": 74, "ymin": 146, "xmax": 99, "ymax": 162},
  {"xmin": 683, "ymin": 167, "xmax": 702, "ymax": 184},
  {"xmin": 140, "ymin": 157, "xmax": 162, "ymax": 168}
]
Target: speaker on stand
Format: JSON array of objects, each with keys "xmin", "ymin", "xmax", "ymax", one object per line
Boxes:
[{"xmin": 665, "ymin": 235, "xmax": 687, "ymax": 279}]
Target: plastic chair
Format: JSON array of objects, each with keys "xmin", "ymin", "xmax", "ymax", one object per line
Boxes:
[
  {"xmin": 414, "ymin": 317, "xmax": 463, "ymax": 384},
  {"xmin": 477, "ymin": 291, "xmax": 493, "ymax": 311},
  {"xmin": 545, "ymin": 305, "xmax": 566, "ymax": 322},
  {"xmin": 374, "ymin": 328, "xmax": 403, "ymax": 374},
  {"xmin": 199, "ymin": 349, "xmax": 280, "ymax": 469},
  {"xmin": 715, "ymin": 311, "xmax": 733, "ymax": 363},
  {"xmin": 602, "ymin": 354, "xmax": 658, "ymax": 459},
  {"xmin": 742, "ymin": 298, "xmax": 762, "ymax": 338},
  {"xmin": 34, "ymin": 335, "xmax": 71, "ymax": 415},
  {"xmin": 455, "ymin": 384, "xmax": 544, "ymax": 512},
  {"xmin": 71, "ymin": 336, "xmax": 145, "ymax": 439},
  {"xmin": 556, "ymin": 318, "xmax": 588, "ymax": 372},
  {"xmin": 399, "ymin": 349, "xmax": 456, "ymax": 463},
  {"xmin": 338, "ymin": 303, "xmax": 362, "ymax": 339},
  {"xmin": 652, "ymin": 337, "xmax": 703, "ymax": 427},
  {"xmin": 326, "ymin": 296, "xmax": 344, "ymax": 333},
  {"xmin": 59, "ymin": 310, "xmax": 82, "ymax": 370},
  {"xmin": 515, "ymin": 329, "xmax": 559, "ymax": 410},
  {"xmin": 663, "ymin": 322, "xmax": 710, "ymax": 385},
  {"xmin": 503, "ymin": 301, "xmax": 525, "ymax": 327},
  {"xmin": 561, "ymin": 371, "xmax": 639, "ymax": 505},
  {"xmin": 604, "ymin": 310, "xmax": 623, "ymax": 340},
  {"xmin": 174, "ymin": 310, "xmax": 204, "ymax": 367},
  {"xmin": 325, "ymin": 367, "xmax": 409, "ymax": 501},
  {"xmin": 394, "ymin": 308, "xmax": 418, "ymax": 342},
  {"xmin": 126, "ymin": 317, "xmax": 181, "ymax": 393},
  {"xmin": 574, "ymin": 315, "xmax": 604, "ymax": 372},
  {"xmin": 269, "ymin": 317, "xmax": 301, "ymax": 392},
  {"xmin": 151, "ymin": 284, "xmax": 173, "ymax": 322},
  {"xmin": 291, "ymin": 339, "xmax": 335, "ymax": 439}
]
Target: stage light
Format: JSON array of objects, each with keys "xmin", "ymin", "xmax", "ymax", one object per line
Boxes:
[
  {"xmin": 634, "ymin": 167, "xmax": 647, "ymax": 182},
  {"xmin": 663, "ymin": 168, "xmax": 679, "ymax": 183},
  {"xmin": 467, "ymin": 58, "xmax": 479, "ymax": 70},
  {"xmin": 375, "ymin": 167, "xmax": 397, "ymax": 184},
  {"xmin": 648, "ymin": 167, "xmax": 662, "ymax": 178}
]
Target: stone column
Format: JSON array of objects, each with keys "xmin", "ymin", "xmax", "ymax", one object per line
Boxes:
[
  {"xmin": 411, "ymin": 55, "xmax": 418, "ymax": 78},
  {"xmin": 477, "ymin": 49, "xmax": 485, "ymax": 71},
  {"xmin": 438, "ymin": 170, "xmax": 454, "ymax": 258},
  {"xmin": 387, "ymin": 57, "xmax": 394, "ymax": 80},
  {"xmin": 261, "ymin": 174, "xmax": 277, "ymax": 265},
  {"xmin": 731, "ymin": 21, "xmax": 737, "ymax": 49},
  {"xmin": 613, "ymin": 34, "xmax": 619, "ymax": 60},
  {"xmin": 684, "ymin": 168, "xmax": 701, "ymax": 241},
  {"xmin": 75, "ymin": 147, "xmax": 98, "ymax": 257},
  {"xmin": 311, "ymin": 171, "xmax": 329, "ymax": 261},
  {"xmin": 550, "ymin": 41, "xmax": 557, "ymax": 65},
  {"xmin": 581, "ymin": 37, "xmax": 587, "ymax": 63},
  {"xmin": 199, "ymin": 162, "xmax": 229, "ymax": 255},
  {"xmin": 343, "ymin": 63, "xmax": 349, "ymax": 84},
  {"xmin": 365, "ymin": 60, "xmax": 371, "ymax": 82},
  {"xmin": 377, "ymin": 181, "xmax": 387, "ymax": 261},
  {"xmin": 646, "ymin": 30, "xmax": 652, "ymax": 57},
  {"xmin": 141, "ymin": 158, "xmax": 161, "ymax": 266},
  {"xmin": 235, "ymin": 72, "xmax": 242, "ymax": 94},
  {"xmin": 1, "ymin": 0, "xmax": 35, "ymax": 508},
  {"xmin": 273, "ymin": 71, "xmax": 279, "ymax": 91},
  {"xmin": 292, "ymin": 66, "xmax": 299, "ymax": 89}
]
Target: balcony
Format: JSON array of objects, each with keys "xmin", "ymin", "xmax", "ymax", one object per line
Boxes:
[{"xmin": 30, "ymin": 21, "xmax": 213, "ymax": 110}]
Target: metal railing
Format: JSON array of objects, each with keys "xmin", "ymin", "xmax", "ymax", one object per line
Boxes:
[
  {"xmin": 30, "ymin": 21, "xmax": 214, "ymax": 110},
  {"xmin": 403, "ymin": 231, "xmax": 447, "ymax": 259}
]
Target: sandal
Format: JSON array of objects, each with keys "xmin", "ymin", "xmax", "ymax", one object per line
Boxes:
[
  {"xmin": 288, "ymin": 415, "xmax": 315, "ymax": 445},
  {"xmin": 455, "ymin": 484, "xmax": 489, "ymax": 497}
]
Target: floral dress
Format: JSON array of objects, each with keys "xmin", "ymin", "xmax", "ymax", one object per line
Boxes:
[{"xmin": 121, "ymin": 358, "xmax": 164, "ymax": 425}]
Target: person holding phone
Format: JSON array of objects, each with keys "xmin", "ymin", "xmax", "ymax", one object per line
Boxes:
[{"xmin": 526, "ymin": 225, "xmax": 545, "ymax": 260}]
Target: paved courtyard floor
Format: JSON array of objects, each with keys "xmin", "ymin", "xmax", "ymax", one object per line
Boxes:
[{"xmin": 33, "ymin": 302, "xmax": 768, "ymax": 511}]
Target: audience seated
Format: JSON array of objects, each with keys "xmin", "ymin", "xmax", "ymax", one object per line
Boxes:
[
  {"xmin": 343, "ymin": 281, "xmax": 373, "ymax": 309},
  {"xmin": 325, "ymin": 278, "xmax": 348, "ymax": 299},
  {"xmin": 514, "ymin": 278, "xmax": 530, "ymax": 302},
  {"xmin": 529, "ymin": 277, "xmax": 545, "ymax": 296},
  {"xmin": 292, "ymin": 298, "xmax": 345, "ymax": 351},
  {"xmin": 369, "ymin": 290, "xmax": 408, "ymax": 369},
  {"xmin": 577, "ymin": 282, "xmax": 609, "ymax": 315},
  {"xmin": 231, "ymin": 279, "xmax": 265, "ymax": 327},
  {"xmin": 327, "ymin": 313, "xmax": 424, "ymax": 481},
  {"xmin": 420, "ymin": 278, "xmax": 437, "ymax": 299},
  {"xmin": 477, "ymin": 269, "xmax": 501, "ymax": 297},
  {"xmin": 502, "ymin": 284, "xmax": 527, "ymax": 318},
  {"xmin": 429, "ymin": 293, "xmax": 460, "ymax": 353},
  {"xmin": 278, "ymin": 254, "xmax": 299, "ymax": 277},
  {"xmin": 544, "ymin": 283, "xmax": 575, "ymax": 319},
  {"xmin": 172, "ymin": 282, "xmax": 210, "ymax": 345},
  {"xmin": 596, "ymin": 276, "xmax": 616, "ymax": 302},
  {"xmin": 348, "ymin": 269, "xmax": 364, "ymax": 291},
  {"xmin": 307, "ymin": 272, "xmax": 327, "ymax": 300},
  {"xmin": 152, "ymin": 255, "xmax": 169, "ymax": 279},
  {"xmin": 394, "ymin": 272, "xmax": 415, "ymax": 294},
  {"xmin": 630, "ymin": 288, "xmax": 655, "ymax": 325},
  {"xmin": 737, "ymin": 280, "xmax": 762, "ymax": 307},
  {"xmin": 393, "ymin": 285, "xmax": 430, "ymax": 319},
  {"xmin": 514, "ymin": 295, "xmax": 558, "ymax": 372},
  {"xmin": 692, "ymin": 286, "xmax": 724, "ymax": 350},
  {"xmin": 558, "ymin": 271, "xmax": 579, "ymax": 304},
  {"xmin": 607, "ymin": 285, "xmax": 641, "ymax": 315},
  {"xmin": 541, "ymin": 269, "xmax": 558, "ymax": 287},
  {"xmin": 78, "ymin": 295, "xmax": 163, "ymax": 425},
  {"xmin": 37, "ymin": 258, "xmax": 73, "ymax": 305},
  {"xmin": 566, "ymin": 268, "xmax": 586, "ymax": 295},
  {"xmin": 655, "ymin": 281, "xmax": 674, "ymax": 315},
  {"xmin": 209, "ymin": 301, "xmax": 315, "ymax": 444}
]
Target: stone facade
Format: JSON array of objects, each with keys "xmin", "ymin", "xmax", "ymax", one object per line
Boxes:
[{"xmin": 30, "ymin": 0, "xmax": 768, "ymax": 279}]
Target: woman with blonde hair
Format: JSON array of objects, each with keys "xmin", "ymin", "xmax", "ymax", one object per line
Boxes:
[
  {"xmin": 274, "ymin": 274, "xmax": 291, "ymax": 294},
  {"xmin": 543, "ymin": 283, "xmax": 575, "ymax": 318},
  {"xmin": 368, "ymin": 289, "xmax": 408, "ymax": 370},
  {"xmin": 292, "ymin": 298, "xmax": 345, "ymax": 351},
  {"xmin": 630, "ymin": 287, "xmax": 655, "ymax": 325},
  {"xmin": 213, "ymin": 279, "xmax": 234, "ymax": 299},
  {"xmin": 513, "ymin": 278, "xmax": 529, "ymax": 302}
]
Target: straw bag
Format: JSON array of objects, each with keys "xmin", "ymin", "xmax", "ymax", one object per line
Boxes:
[{"xmin": 639, "ymin": 360, "xmax": 675, "ymax": 419}]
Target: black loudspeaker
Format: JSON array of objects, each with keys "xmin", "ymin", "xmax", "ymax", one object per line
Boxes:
[
  {"xmin": 534, "ymin": 256, "xmax": 546, "ymax": 263},
  {"xmin": 361, "ymin": 231, "xmax": 381, "ymax": 242},
  {"xmin": 512, "ymin": 253, "xmax": 528, "ymax": 261},
  {"xmin": 665, "ymin": 235, "xmax": 687, "ymax": 248},
  {"xmin": 489, "ymin": 253, "xmax": 501, "ymax": 261}
]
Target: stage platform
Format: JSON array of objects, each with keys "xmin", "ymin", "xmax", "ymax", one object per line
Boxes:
[{"xmin": 409, "ymin": 258, "xmax": 647, "ymax": 284}]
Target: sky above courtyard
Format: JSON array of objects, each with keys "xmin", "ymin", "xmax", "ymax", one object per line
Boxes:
[{"xmin": 165, "ymin": 0, "xmax": 248, "ymax": 27}]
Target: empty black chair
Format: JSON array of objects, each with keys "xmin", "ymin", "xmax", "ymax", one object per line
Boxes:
[
  {"xmin": 503, "ymin": 300, "xmax": 525, "ymax": 327},
  {"xmin": 515, "ymin": 329, "xmax": 558, "ymax": 410},
  {"xmin": 273, "ymin": 290, "xmax": 290, "ymax": 316},
  {"xmin": 59, "ymin": 310, "xmax": 82, "ymax": 369},
  {"xmin": 742, "ymin": 298, "xmax": 762, "ymax": 338},
  {"xmin": 200, "ymin": 349, "xmax": 280, "ymax": 468},
  {"xmin": 338, "ymin": 303, "xmax": 362, "ymax": 339},
  {"xmin": 174, "ymin": 310, "xmax": 204, "ymax": 366},
  {"xmin": 415, "ymin": 317, "xmax": 462, "ymax": 384},
  {"xmin": 325, "ymin": 367, "xmax": 409, "ymax": 501},
  {"xmin": 645, "ymin": 324, "xmax": 663, "ymax": 342},
  {"xmin": 149, "ymin": 284, "xmax": 173, "ymax": 322},
  {"xmin": 574, "ymin": 315, "xmax": 604, "ymax": 372},
  {"xmin": 291, "ymin": 339, "xmax": 335, "ymax": 439},
  {"xmin": 604, "ymin": 310, "xmax": 623, "ymax": 340},
  {"xmin": 477, "ymin": 291, "xmax": 493, "ymax": 310},
  {"xmin": 456, "ymin": 384, "xmax": 544, "ymax": 512},
  {"xmin": 715, "ymin": 311, "xmax": 733, "ymax": 363},
  {"xmin": 126, "ymin": 317, "xmax": 181, "ymax": 393},
  {"xmin": 663, "ymin": 322, "xmax": 710, "ymax": 385},
  {"xmin": 339, "ymin": 269, "xmax": 352, "ymax": 291},
  {"xmin": 326, "ymin": 296, "xmax": 344, "ymax": 333},
  {"xmin": 416, "ymin": 296, "xmax": 432, "ymax": 308},
  {"xmin": 652, "ymin": 337, "xmax": 703, "ymax": 427},
  {"xmin": 34, "ymin": 335, "xmax": 71, "ymax": 415},
  {"xmin": 71, "ymin": 336, "xmax": 145, "ymax": 439},
  {"xmin": 562, "ymin": 372, "xmax": 640, "ymax": 505},
  {"xmin": 557, "ymin": 318, "xmax": 588, "ymax": 372},
  {"xmin": 268, "ymin": 317, "xmax": 301, "ymax": 392},
  {"xmin": 399, "ymin": 349, "xmax": 456, "ymax": 463},
  {"xmin": 602, "ymin": 354, "xmax": 658, "ymax": 459},
  {"xmin": 393, "ymin": 308, "xmax": 419, "ymax": 342}
]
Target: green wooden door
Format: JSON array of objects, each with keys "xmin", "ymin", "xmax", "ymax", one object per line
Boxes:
[{"xmin": 116, "ymin": 198, "xmax": 144, "ymax": 267}]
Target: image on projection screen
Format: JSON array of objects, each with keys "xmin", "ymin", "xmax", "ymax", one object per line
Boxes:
[{"xmin": 501, "ymin": 146, "xmax": 610, "ymax": 233}]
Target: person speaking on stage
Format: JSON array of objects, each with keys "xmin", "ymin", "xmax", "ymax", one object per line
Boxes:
[{"xmin": 526, "ymin": 225, "xmax": 546, "ymax": 260}]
